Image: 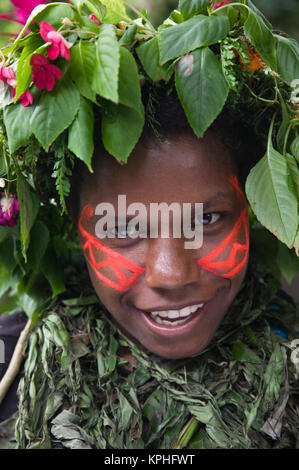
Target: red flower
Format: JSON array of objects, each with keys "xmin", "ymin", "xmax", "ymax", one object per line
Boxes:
[
  {"xmin": 30, "ymin": 53, "xmax": 62, "ymax": 91},
  {"xmin": 12, "ymin": 88, "xmax": 33, "ymax": 107},
  {"xmin": 40, "ymin": 21, "xmax": 72, "ymax": 61},
  {"xmin": 10, "ymin": 0, "xmax": 47, "ymax": 24}
]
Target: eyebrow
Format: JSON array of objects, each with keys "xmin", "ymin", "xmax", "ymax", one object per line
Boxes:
[{"xmin": 203, "ymin": 192, "xmax": 236, "ymax": 211}]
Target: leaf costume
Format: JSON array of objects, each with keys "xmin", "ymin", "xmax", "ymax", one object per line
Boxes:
[
  {"xmin": 14, "ymin": 262, "xmax": 299, "ymax": 449},
  {"xmin": 0, "ymin": 0, "xmax": 298, "ymax": 450}
]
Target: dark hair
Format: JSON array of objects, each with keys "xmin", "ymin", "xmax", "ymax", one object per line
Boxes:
[{"xmin": 68, "ymin": 86, "xmax": 264, "ymax": 221}]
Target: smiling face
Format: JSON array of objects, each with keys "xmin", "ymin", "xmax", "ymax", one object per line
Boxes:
[{"xmin": 78, "ymin": 130, "xmax": 249, "ymax": 359}]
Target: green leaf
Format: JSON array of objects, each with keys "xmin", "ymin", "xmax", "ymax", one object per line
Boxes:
[
  {"xmin": 233, "ymin": 342, "xmax": 261, "ymax": 363},
  {"xmin": 175, "ymin": 47, "xmax": 229, "ymax": 137},
  {"xmin": 92, "ymin": 24, "xmax": 120, "ymax": 103},
  {"xmin": 158, "ymin": 15, "xmax": 230, "ymax": 65},
  {"xmin": 30, "ymin": 73, "xmax": 80, "ymax": 151},
  {"xmin": 276, "ymin": 242, "xmax": 299, "ymax": 284},
  {"xmin": 276, "ymin": 35, "xmax": 299, "ymax": 86},
  {"xmin": 15, "ymin": 35, "xmax": 44, "ymax": 101},
  {"xmin": 69, "ymin": 41, "xmax": 97, "ymax": 102},
  {"xmin": 118, "ymin": 47, "xmax": 143, "ymax": 115},
  {"xmin": 136, "ymin": 37, "xmax": 173, "ymax": 82},
  {"xmin": 179, "ymin": 0, "xmax": 210, "ymax": 19},
  {"xmin": 101, "ymin": 46, "xmax": 144, "ymax": 161},
  {"xmin": 244, "ymin": 10, "xmax": 277, "ymax": 70},
  {"xmin": 30, "ymin": 3, "xmax": 76, "ymax": 29},
  {"xmin": 285, "ymin": 152, "xmax": 299, "ymax": 201},
  {"xmin": 0, "ymin": 81, "xmax": 14, "ymax": 109},
  {"xmin": 246, "ymin": 138, "xmax": 299, "ymax": 249},
  {"xmin": 99, "ymin": 0, "xmax": 129, "ymax": 24},
  {"xmin": 73, "ymin": 0, "xmax": 106, "ymax": 21},
  {"xmin": 16, "ymin": 175, "xmax": 40, "ymax": 261},
  {"xmin": 101, "ymin": 104, "xmax": 144, "ymax": 162},
  {"xmin": 291, "ymin": 135, "xmax": 299, "ymax": 163},
  {"xmin": 41, "ymin": 247, "xmax": 66, "ymax": 297},
  {"xmin": 27, "ymin": 220, "xmax": 50, "ymax": 271},
  {"xmin": 68, "ymin": 96, "xmax": 94, "ymax": 172},
  {"xmin": 3, "ymin": 102, "xmax": 34, "ymax": 153},
  {"xmin": 119, "ymin": 23, "xmax": 138, "ymax": 46}
]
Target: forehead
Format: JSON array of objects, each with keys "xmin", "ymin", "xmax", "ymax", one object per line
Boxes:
[{"xmin": 80, "ymin": 131, "xmax": 238, "ymax": 208}]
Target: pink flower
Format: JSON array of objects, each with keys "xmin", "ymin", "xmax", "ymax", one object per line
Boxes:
[
  {"xmin": 89, "ymin": 14, "xmax": 101, "ymax": 26},
  {"xmin": 0, "ymin": 193, "xmax": 19, "ymax": 227},
  {"xmin": 10, "ymin": 0, "xmax": 47, "ymax": 24},
  {"xmin": 211, "ymin": 0, "xmax": 231, "ymax": 8},
  {"xmin": 0, "ymin": 66, "xmax": 17, "ymax": 87},
  {"xmin": 40, "ymin": 21, "xmax": 72, "ymax": 61},
  {"xmin": 12, "ymin": 88, "xmax": 33, "ymax": 107},
  {"xmin": 30, "ymin": 53, "xmax": 62, "ymax": 91}
]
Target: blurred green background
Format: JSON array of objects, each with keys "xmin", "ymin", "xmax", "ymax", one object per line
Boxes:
[{"xmin": 1, "ymin": 0, "xmax": 299, "ymax": 48}]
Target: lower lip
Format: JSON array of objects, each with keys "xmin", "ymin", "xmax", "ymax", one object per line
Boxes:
[{"xmin": 139, "ymin": 303, "xmax": 209, "ymax": 337}]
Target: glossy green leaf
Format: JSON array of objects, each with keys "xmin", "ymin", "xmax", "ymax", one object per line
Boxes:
[
  {"xmin": 17, "ymin": 175, "xmax": 40, "ymax": 261},
  {"xmin": 244, "ymin": 10, "xmax": 277, "ymax": 70},
  {"xmin": 101, "ymin": 105, "xmax": 144, "ymax": 162},
  {"xmin": 119, "ymin": 24, "xmax": 138, "ymax": 46},
  {"xmin": 246, "ymin": 141, "xmax": 299, "ymax": 249},
  {"xmin": 30, "ymin": 73, "xmax": 80, "ymax": 151},
  {"xmin": 3, "ymin": 102, "xmax": 34, "ymax": 153},
  {"xmin": 291, "ymin": 135, "xmax": 299, "ymax": 163},
  {"xmin": 175, "ymin": 47, "xmax": 229, "ymax": 137},
  {"xmin": 159, "ymin": 15, "xmax": 230, "ymax": 65},
  {"xmin": 0, "ymin": 81, "xmax": 14, "ymax": 109},
  {"xmin": 73, "ymin": 0, "xmax": 106, "ymax": 20},
  {"xmin": 30, "ymin": 3, "xmax": 76, "ymax": 29},
  {"xmin": 69, "ymin": 41, "xmax": 97, "ymax": 102},
  {"xmin": 15, "ymin": 35, "xmax": 43, "ymax": 101},
  {"xmin": 92, "ymin": 24, "xmax": 120, "ymax": 103},
  {"xmin": 276, "ymin": 35, "xmax": 299, "ymax": 86},
  {"xmin": 136, "ymin": 36, "xmax": 173, "ymax": 82},
  {"xmin": 41, "ymin": 247, "xmax": 66, "ymax": 297},
  {"xmin": 179, "ymin": 0, "xmax": 210, "ymax": 19},
  {"xmin": 276, "ymin": 242, "xmax": 299, "ymax": 283},
  {"xmin": 118, "ymin": 47, "xmax": 143, "ymax": 116},
  {"xmin": 27, "ymin": 220, "xmax": 50, "ymax": 271},
  {"xmin": 99, "ymin": 0, "xmax": 129, "ymax": 24},
  {"xmin": 68, "ymin": 96, "xmax": 94, "ymax": 172}
]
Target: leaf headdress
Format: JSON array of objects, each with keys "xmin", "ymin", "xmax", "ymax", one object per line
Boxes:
[{"xmin": 0, "ymin": 0, "xmax": 298, "ymax": 317}]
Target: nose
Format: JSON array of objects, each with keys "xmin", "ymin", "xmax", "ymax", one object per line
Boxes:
[{"xmin": 144, "ymin": 238, "xmax": 200, "ymax": 290}]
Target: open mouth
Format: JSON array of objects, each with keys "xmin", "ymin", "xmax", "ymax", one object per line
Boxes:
[{"xmin": 144, "ymin": 303, "xmax": 205, "ymax": 327}]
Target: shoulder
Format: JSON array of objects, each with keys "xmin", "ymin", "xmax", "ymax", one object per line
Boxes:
[{"xmin": 0, "ymin": 311, "xmax": 28, "ymax": 422}]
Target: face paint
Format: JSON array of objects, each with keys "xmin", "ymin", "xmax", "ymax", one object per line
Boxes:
[
  {"xmin": 197, "ymin": 175, "xmax": 249, "ymax": 279},
  {"xmin": 78, "ymin": 205, "xmax": 144, "ymax": 291}
]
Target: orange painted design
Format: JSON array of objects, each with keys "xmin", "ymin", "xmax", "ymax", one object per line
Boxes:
[
  {"xmin": 197, "ymin": 175, "xmax": 249, "ymax": 279},
  {"xmin": 78, "ymin": 205, "xmax": 145, "ymax": 291}
]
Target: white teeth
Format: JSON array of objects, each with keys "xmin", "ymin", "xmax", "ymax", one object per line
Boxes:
[{"xmin": 149, "ymin": 303, "xmax": 204, "ymax": 326}]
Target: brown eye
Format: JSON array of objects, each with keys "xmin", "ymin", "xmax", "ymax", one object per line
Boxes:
[{"xmin": 200, "ymin": 213, "xmax": 221, "ymax": 225}]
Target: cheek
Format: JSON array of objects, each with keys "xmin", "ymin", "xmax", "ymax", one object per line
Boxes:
[
  {"xmin": 78, "ymin": 205, "xmax": 144, "ymax": 292},
  {"xmin": 197, "ymin": 207, "xmax": 249, "ymax": 279}
]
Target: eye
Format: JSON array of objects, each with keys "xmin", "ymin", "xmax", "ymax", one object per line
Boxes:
[{"xmin": 197, "ymin": 212, "xmax": 221, "ymax": 226}]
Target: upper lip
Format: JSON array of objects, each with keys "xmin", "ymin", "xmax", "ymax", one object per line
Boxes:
[{"xmin": 137, "ymin": 300, "xmax": 211, "ymax": 312}]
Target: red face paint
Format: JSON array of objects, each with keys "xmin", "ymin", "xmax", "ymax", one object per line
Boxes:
[
  {"xmin": 78, "ymin": 205, "xmax": 145, "ymax": 291},
  {"xmin": 197, "ymin": 175, "xmax": 249, "ymax": 279}
]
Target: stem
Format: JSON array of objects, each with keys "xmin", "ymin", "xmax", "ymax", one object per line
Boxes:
[
  {"xmin": 0, "ymin": 318, "xmax": 32, "ymax": 406},
  {"xmin": 172, "ymin": 417, "xmax": 199, "ymax": 449},
  {"xmin": 60, "ymin": 29, "xmax": 97, "ymax": 36},
  {"xmin": 125, "ymin": 1, "xmax": 156, "ymax": 33}
]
